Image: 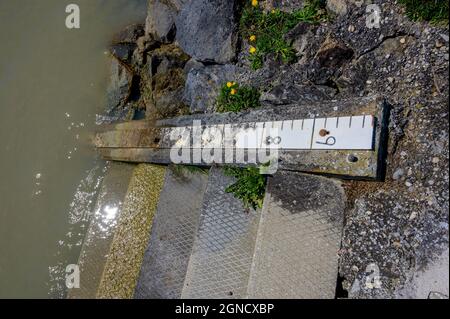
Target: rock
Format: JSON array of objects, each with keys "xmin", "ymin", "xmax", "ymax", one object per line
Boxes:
[
  {"xmin": 106, "ymin": 58, "xmax": 133, "ymax": 112},
  {"xmin": 336, "ymin": 35, "xmax": 412, "ymax": 97},
  {"xmin": 326, "ymin": 0, "xmax": 348, "ymax": 16},
  {"xmin": 260, "ymin": 83, "xmax": 336, "ymax": 105},
  {"xmin": 409, "ymin": 211, "xmax": 418, "ymax": 221},
  {"xmin": 144, "ymin": 44, "xmax": 190, "ymax": 117},
  {"xmin": 176, "ymin": 0, "xmax": 238, "ymax": 63},
  {"xmin": 392, "ymin": 168, "xmax": 404, "ymax": 180},
  {"xmin": 131, "ymin": 36, "xmax": 160, "ymax": 69},
  {"xmin": 349, "ymin": 278, "xmax": 361, "ymax": 297},
  {"xmin": 315, "ymin": 36, "xmax": 354, "ymax": 69},
  {"xmin": 152, "ymin": 82, "xmax": 185, "ymax": 116},
  {"xmin": 308, "ymin": 36, "xmax": 354, "ymax": 85},
  {"xmin": 110, "ymin": 43, "xmax": 135, "ymax": 64},
  {"xmin": 146, "ymin": 0, "xmax": 180, "ymax": 43},
  {"xmin": 96, "ymin": 104, "xmax": 134, "ymax": 125},
  {"xmin": 112, "ymin": 24, "xmax": 145, "ymax": 44},
  {"xmin": 110, "ymin": 24, "xmax": 145, "ymax": 64},
  {"xmin": 184, "ymin": 64, "xmax": 236, "ymax": 113},
  {"xmin": 183, "ymin": 58, "xmax": 204, "ymax": 76},
  {"xmin": 283, "ymin": 22, "xmax": 318, "ymax": 58},
  {"xmin": 148, "ymin": 44, "xmax": 190, "ymax": 76}
]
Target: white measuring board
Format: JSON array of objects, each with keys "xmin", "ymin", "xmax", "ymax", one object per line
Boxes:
[{"xmin": 170, "ymin": 115, "xmax": 375, "ymax": 150}]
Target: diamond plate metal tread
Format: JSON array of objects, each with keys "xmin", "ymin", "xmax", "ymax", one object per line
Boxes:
[
  {"xmin": 67, "ymin": 162, "xmax": 135, "ymax": 299},
  {"xmin": 247, "ymin": 171, "xmax": 345, "ymax": 299},
  {"xmin": 134, "ymin": 167, "xmax": 209, "ymax": 299},
  {"xmin": 181, "ymin": 167, "xmax": 261, "ymax": 299}
]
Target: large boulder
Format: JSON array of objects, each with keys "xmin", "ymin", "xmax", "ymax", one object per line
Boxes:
[
  {"xmin": 175, "ymin": 0, "xmax": 238, "ymax": 63},
  {"xmin": 145, "ymin": 0, "xmax": 183, "ymax": 43},
  {"xmin": 106, "ymin": 58, "xmax": 133, "ymax": 112},
  {"xmin": 183, "ymin": 64, "xmax": 236, "ymax": 113}
]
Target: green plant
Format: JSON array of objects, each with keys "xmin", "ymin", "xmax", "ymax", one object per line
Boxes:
[
  {"xmin": 223, "ymin": 166, "xmax": 267, "ymax": 210},
  {"xmin": 216, "ymin": 82, "xmax": 260, "ymax": 113},
  {"xmin": 170, "ymin": 165, "xmax": 209, "ymax": 178},
  {"xmin": 398, "ymin": 0, "xmax": 449, "ymax": 24},
  {"xmin": 240, "ymin": 0, "xmax": 327, "ymax": 70}
]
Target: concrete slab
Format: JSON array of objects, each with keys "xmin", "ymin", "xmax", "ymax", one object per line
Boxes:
[
  {"xmin": 396, "ymin": 247, "xmax": 449, "ymax": 299},
  {"xmin": 247, "ymin": 171, "xmax": 345, "ymax": 299},
  {"xmin": 134, "ymin": 168, "xmax": 209, "ymax": 299}
]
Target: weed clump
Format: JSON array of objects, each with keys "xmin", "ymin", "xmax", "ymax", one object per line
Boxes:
[
  {"xmin": 223, "ymin": 166, "xmax": 267, "ymax": 210},
  {"xmin": 170, "ymin": 165, "xmax": 209, "ymax": 178},
  {"xmin": 216, "ymin": 82, "xmax": 260, "ymax": 113},
  {"xmin": 398, "ymin": 0, "xmax": 449, "ymax": 24},
  {"xmin": 240, "ymin": 0, "xmax": 326, "ymax": 69}
]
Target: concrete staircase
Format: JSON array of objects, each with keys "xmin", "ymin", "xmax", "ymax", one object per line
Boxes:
[
  {"xmin": 71, "ymin": 164, "xmax": 345, "ymax": 299},
  {"xmin": 133, "ymin": 167, "xmax": 345, "ymax": 299}
]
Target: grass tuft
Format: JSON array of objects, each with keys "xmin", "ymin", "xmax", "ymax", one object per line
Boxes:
[
  {"xmin": 398, "ymin": 0, "xmax": 449, "ymax": 25},
  {"xmin": 240, "ymin": 0, "xmax": 327, "ymax": 70},
  {"xmin": 170, "ymin": 165, "xmax": 209, "ymax": 178},
  {"xmin": 216, "ymin": 82, "xmax": 260, "ymax": 113},
  {"xmin": 223, "ymin": 166, "xmax": 267, "ymax": 210}
]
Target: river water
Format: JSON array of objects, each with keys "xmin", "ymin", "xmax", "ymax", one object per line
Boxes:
[{"xmin": 0, "ymin": 0, "xmax": 147, "ymax": 298}]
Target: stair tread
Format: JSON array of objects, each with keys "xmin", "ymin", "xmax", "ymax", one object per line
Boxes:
[
  {"xmin": 247, "ymin": 171, "xmax": 345, "ymax": 299},
  {"xmin": 181, "ymin": 167, "xmax": 261, "ymax": 299},
  {"xmin": 134, "ymin": 168, "xmax": 208, "ymax": 299}
]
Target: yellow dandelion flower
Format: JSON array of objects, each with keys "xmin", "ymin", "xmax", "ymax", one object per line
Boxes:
[
  {"xmin": 271, "ymin": 9, "xmax": 276, "ymax": 14},
  {"xmin": 230, "ymin": 88, "xmax": 237, "ymax": 95},
  {"xmin": 251, "ymin": 0, "xmax": 258, "ymax": 7},
  {"xmin": 249, "ymin": 35, "xmax": 256, "ymax": 42},
  {"xmin": 226, "ymin": 81, "xmax": 233, "ymax": 88},
  {"xmin": 232, "ymin": 81, "xmax": 236, "ymax": 86},
  {"xmin": 249, "ymin": 46, "xmax": 257, "ymax": 54}
]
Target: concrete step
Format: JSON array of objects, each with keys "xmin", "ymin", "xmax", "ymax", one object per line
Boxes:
[
  {"xmin": 180, "ymin": 167, "xmax": 261, "ymax": 299},
  {"xmin": 134, "ymin": 167, "xmax": 209, "ymax": 299},
  {"xmin": 247, "ymin": 171, "xmax": 345, "ymax": 299},
  {"xmin": 69, "ymin": 163, "xmax": 166, "ymax": 299},
  {"xmin": 95, "ymin": 164, "xmax": 166, "ymax": 298},
  {"xmin": 68, "ymin": 162, "xmax": 136, "ymax": 299}
]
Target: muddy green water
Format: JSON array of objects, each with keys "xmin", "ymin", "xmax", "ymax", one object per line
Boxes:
[{"xmin": 0, "ymin": 0, "xmax": 147, "ymax": 298}]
